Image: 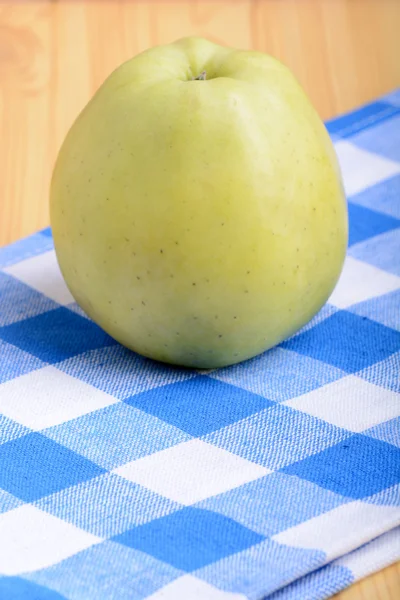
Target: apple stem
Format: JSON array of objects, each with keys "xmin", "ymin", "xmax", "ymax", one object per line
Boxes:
[{"xmin": 193, "ymin": 71, "xmax": 207, "ymax": 81}]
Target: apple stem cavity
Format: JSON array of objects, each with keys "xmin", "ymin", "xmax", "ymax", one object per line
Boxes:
[{"xmin": 193, "ymin": 71, "xmax": 207, "ymax": 81}]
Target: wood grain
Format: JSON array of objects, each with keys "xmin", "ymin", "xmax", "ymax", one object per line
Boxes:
[
  {"xmin": 0, "ymin": 3, "xmax": 399, "ymax": 595},
  {"xmin": 1, "ymin": 0, "xmax": 400, "ymax": 246}
]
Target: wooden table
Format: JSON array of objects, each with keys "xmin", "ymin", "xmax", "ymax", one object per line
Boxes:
[{"xmin": 0, "ymin": 1, "xmax": 399, "ymax": 597}]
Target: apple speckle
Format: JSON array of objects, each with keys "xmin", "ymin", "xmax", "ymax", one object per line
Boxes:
[{"xmin": 51, "ymin": 37, "xmax": 347, "ymax": 370}]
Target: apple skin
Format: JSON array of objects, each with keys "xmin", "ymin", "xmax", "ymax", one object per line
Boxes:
[{"xmin": 50, "ymin": 37, "xmax": 347, "ymax": 368}]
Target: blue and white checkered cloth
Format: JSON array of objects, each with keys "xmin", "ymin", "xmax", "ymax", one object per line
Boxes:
[{"xmin": 1, "ymin": 91, "xmax": 400, "ymax": 600}]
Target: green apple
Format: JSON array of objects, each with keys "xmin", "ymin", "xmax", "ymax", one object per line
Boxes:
[{"xmin": 50, "ymin": 36, "xmax": 347, "ymax": 368}]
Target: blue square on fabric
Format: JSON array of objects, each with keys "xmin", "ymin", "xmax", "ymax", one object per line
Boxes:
[
  {"xmin": 205, "ymin": 404, "xmax": 350, "ymax": 470},
  {"xmin": 0, "ymin": 307, "xmax": 117, "ymax": 364},
  {"xmin": 0, "ymin": 578, "xmax": 65, "ymax": 600},
  {"xmin": 0, "ymin": 489, "xmax": 23, "ymax": 516},
  {"xmin": 0, "ymin": 272, "xmax": 59, "ymax": 327},
  {"xmin": 0, "ymin": 234, "xmax": 54, "ymax": 269},
  {"xmin": 347, "ymin": 203, "xmax": 400, "ymax": 247},
  {"xmin": 26, "ymin": 541, "xmax": 182, "ymax": 600},
  {"xmin": 196, "ymin": 472, "xmax": 348, "ymax": 537},
  {"xmin": 0, "ymin": 433, "xmax": 105, "ymax": 502},
  {"xmin": 348, "ymin": 173, "xmax": 400, "ymax": 220},
  {"xmin": 358, "ymin": 351, "xmax": 400, "ymax": 394},
  {"xmin": 363, "ymin": 483, "xmax": 400, "ymax": 507},
  {"xmin": 210, "ymin": 346, "xmax": 345, "ymax": 403},
  {"xmin": 0, "ymin": 415, "xmax": 29, "ymax": 446},
  {"xmin": 40, "ymin": 227, "xmax": 53, "ymax": 237},
  {"xmin": 349, "ymin": 289, "xmax": 400, "ymax": 332},
  {"xmin": 44, "ymin": 401, "xmax": 191, "ymax": 470},
  {"xmin": 113, "ymin": 507, "xmax": 265, "ymax": 572},
  {"xmin": 36, "ymin": 473, "xmax": 181, "ymax": 538},
  {"xmin": 56, "ymin": 344, "xmax": 195, "ymax": 400},
  {"xmin": 349, "ymin": 228, "xmax": 400, "ymax": 277},
  {"xmin": 124, "ymin": 376, "xmax": 274, "ymax": 436},
  {"xmin": 365, "ymin": 417, "xmax": 400, "ymax": 449},
  {"xmin": 195, "ymin": 538, "xmax": 324, "ymax": 599},
  {"xmin": 325, "ymin": 101, "xmax": 398, "ymax": 138},
  {"xmin": 0, "ymin": 340, "xmax": 45, "ymax": 385},
  {"xmin": 282, "ymin": 435, "xmax": 400, "ymax": 499},
  {"xmin": 385, "ymin": 89, "xmax": 400, "ymax": 107},
  {"xmin": 281, "ymin": 311, "xmax": 400, "ymax": 373},
  {"xmin": 350, "ymin": 113, "xmax": 400, "ymax": 162}
]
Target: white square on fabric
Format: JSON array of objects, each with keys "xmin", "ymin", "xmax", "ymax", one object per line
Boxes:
[
  {"xmin": 334, "ymin": 140, "xmax": 400, "ymax": 197},
  {"xmin": 328, "ymin": 256, "xmax": 400, "ymax": 309},
  {"xmin": 147, "ymin": 575, "xmax": 247, "ymax": 599},
  {"xmin": 0, "ymin": 505, "xmax": 100, "ymax": 575},
  {"xmin": 284, "ymin": 375, "xmax": 400, "ymax": 433},
  {"xmin": 272, "ymin": 501, "xmax": 400, "ymax": 561},
  {"xmin": 114, "ymin": 439, "xmax": 270, "ymax": 505},
  {"xmin": 4, "ymin": 250, "xmax": 74, "ymax": 305},
  {"xmin": 0, "ymin": 366, "xmax": 117, "ymax": 430}
]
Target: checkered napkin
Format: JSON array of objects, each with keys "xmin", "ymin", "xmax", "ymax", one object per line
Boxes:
[{"xmin": 1, "ymin": 91, "xmax": 400, "ymax": 600}]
